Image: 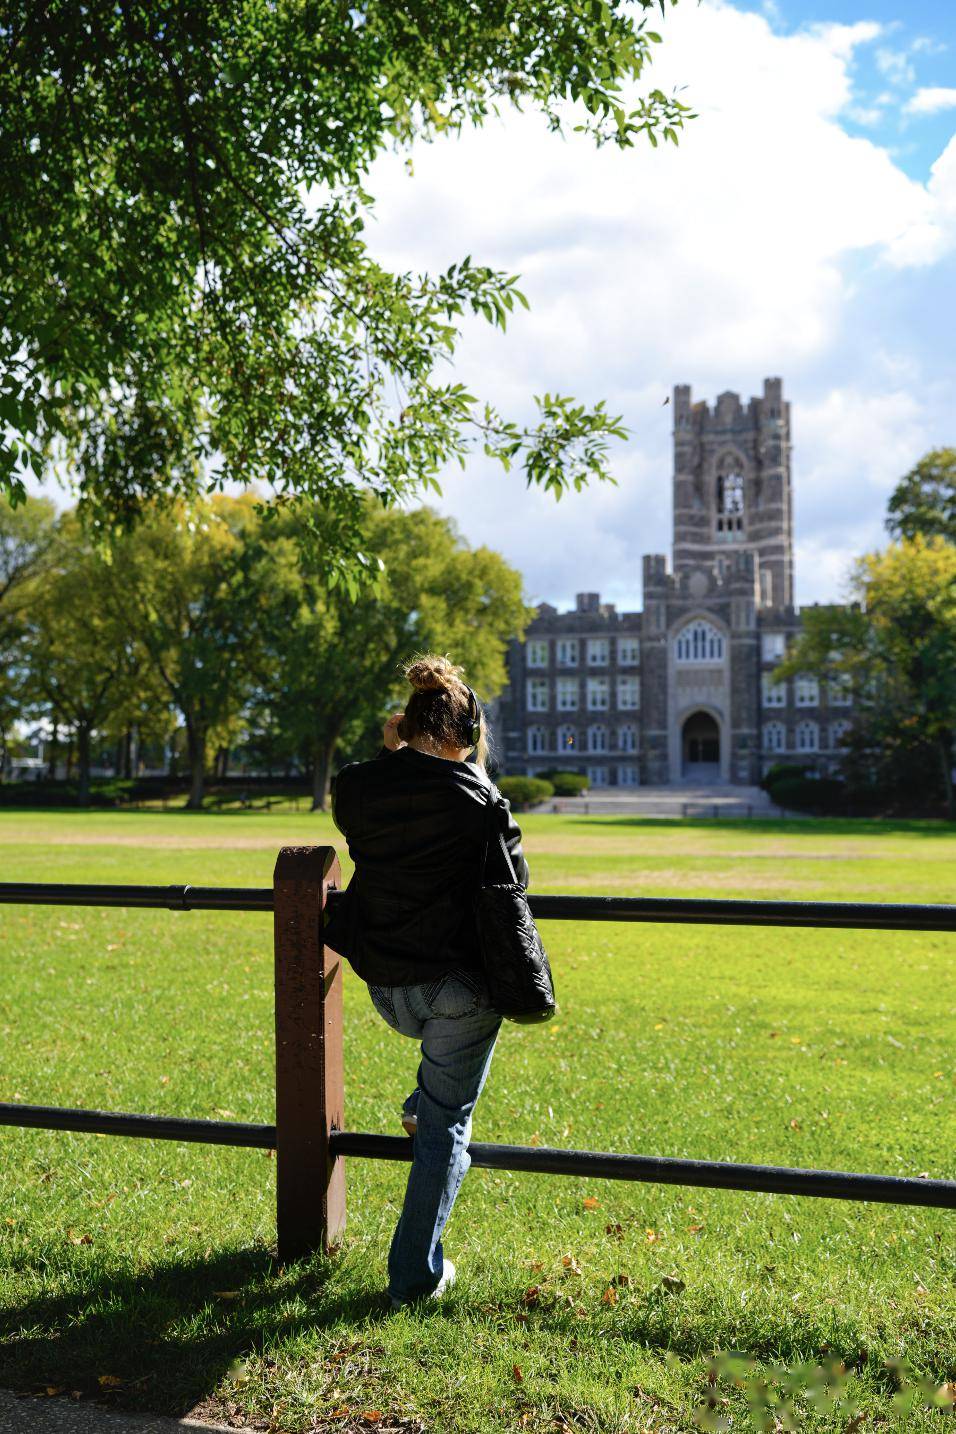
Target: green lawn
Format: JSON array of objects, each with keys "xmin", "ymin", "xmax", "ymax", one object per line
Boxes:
[{"xmin": 0, "ymin": 810, "xmax": 954, "ymax": 1432}]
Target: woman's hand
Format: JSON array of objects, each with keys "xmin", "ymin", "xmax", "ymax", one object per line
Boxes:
[{"xmin": 383, "ymin": 711, "xmax": 406, "ymax": 751}]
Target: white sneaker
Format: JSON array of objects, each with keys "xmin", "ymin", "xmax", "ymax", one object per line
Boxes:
[{"xmin": 390, "ymin": 1259, "xmax": 456, "ymax": 1311}]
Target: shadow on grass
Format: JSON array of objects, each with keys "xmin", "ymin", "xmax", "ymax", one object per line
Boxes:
[
  {"xmin": 0, "ymin": 1241, "xmax": 923, "ymax": 1423},
  {"xmin": 0, "ymin": 1244, "xmax": 387, "ymax": 1418},
  {"xmin": 559, "ymin": 815, "xmax": 954, "ymax": 838}
]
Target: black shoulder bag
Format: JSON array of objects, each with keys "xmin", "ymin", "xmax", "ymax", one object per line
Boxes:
[{"xmin": 475, "ymin": 796, "xmax": 556, "ymax": 1024}]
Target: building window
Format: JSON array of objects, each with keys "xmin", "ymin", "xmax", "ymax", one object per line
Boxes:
[
  {"xmin": 829, "ymin": 719, "xmax": 852, "ymax": 749},
  {"xmin": 617, "ymin": 763, "xmax": 639, "ymax": 787},
  {"xmin": 557, "ymin": 723, "xmax": 577, "ymax": 751},
  {"xmin": 763, "ymin": 720, "xmax": 786, "ymax": 753},
  {"xmin": 674, "ymin": 619, "xmax": 724, "ymax": 663},
  {"xmin": 828, "ymin": 675, "xmax": 852, "ymax": 707},
  {"xmin": 586, "ymin": 677, "xmax": 609, "ymax": 711},
  {"xmin": 526, "ymin": 678, "xmax": 549, "ymax": 712},
  {"xmin": 589, "ymin": 765, "xmax": 609, "ymax": 786},
  {"xmin": 795, "ymin": 675, "xmax": 819, "ymax": 707},
  {"xmin": 526, "ymin": 725, "xmax": 549, "ymax": 755},
  {"xmin": 556, "ymin": 677, "xmax": 578, "ymax": 711},
  {"xmin": 527, "ymin": 639, "xmax": 549, "ymax": 669},
  {"xmin": 716, "ymin": 469, "xmax": 745, "ymax": 538},
  {"xmin": 587, "ymin": 724, "xmax": 608, "ymax": 753},
  {"xmin": 586, "ymin": 638, "xmax": 609, "ymax": 666},
  {"xmin": 617, "ymin": 637, "xmax": 640, "ymax": 667},
  {"xmin": 557, "ymin": 638, "xmax": 579, "ymax": 666},
  {"xmin": 761, "ymin": 672, "xmax": 786, "ymax": 707},
  {"xmin": 762, "ymin": 632, "xmax": 786, "ymax": 662},
  {"xmin": 796, "ymin": 720, "xmax": 819, "ymax": 752},
  {"xmin": 617, "ymin": 724, "xmax": 638, "ymax": 753},
  {"xmin": 616, "ymin": 676, "xmax": 640, "ymax": 710}
]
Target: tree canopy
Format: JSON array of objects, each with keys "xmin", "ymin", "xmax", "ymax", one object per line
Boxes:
[
  {"xmin": 777, "ymin": 536, "xmax": 956, "ymax": 818},
  {"xmin": 886, "ymin": 448, "xmax": 956, "ymax": 547},
  {"xmin": 2, "ymin": 1, "xmax": 692, "ymax": 581}
]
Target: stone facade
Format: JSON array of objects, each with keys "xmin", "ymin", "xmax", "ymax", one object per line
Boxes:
[{"xmin": 495, "ymin": 378, "xmax": 854, "ymax": 786}]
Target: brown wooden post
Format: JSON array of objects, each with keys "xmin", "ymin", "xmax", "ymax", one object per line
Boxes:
[{"xmin": 273, "ymin": 845, "xmax": 345, "ymax": 1261}]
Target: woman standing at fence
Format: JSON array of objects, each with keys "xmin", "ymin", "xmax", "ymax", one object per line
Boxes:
[{"xmin": 325, "ymin": 654, "xmax": 529, "ymax": 1310}]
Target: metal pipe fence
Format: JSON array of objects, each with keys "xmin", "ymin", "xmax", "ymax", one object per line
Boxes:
[{"xmin": 1, "ymin": 848, "xmax": 955, "ymax": 1261}]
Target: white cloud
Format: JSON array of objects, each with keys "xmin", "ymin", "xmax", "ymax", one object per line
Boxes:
[
  {"xmin": 363, "ymin": 1, "xmax": 956, "ymax": 609},
  {"xmin": 885, "ymin": 134, "xmax": 956, "ymax": 266},
  {"xmin": 875, "ymin": 46, "xmax": 916, "ymax": 87},
  {"xmin": 905, "ymin": 85, "xmax": 956, "ymax": 115}
]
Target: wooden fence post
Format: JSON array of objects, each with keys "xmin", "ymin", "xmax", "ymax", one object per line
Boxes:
[{"xmin": 273, "ymin": 845, "xmax": 345, "ymax": 1261}]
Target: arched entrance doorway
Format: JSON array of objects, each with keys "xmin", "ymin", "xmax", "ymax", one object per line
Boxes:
[{"xmin": 681, "ymin": 711, "xmax": 721, "ymax": 781}]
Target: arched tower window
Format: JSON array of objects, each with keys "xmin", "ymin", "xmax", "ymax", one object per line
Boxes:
[
  {"xmin": 674, "ymin": 619, "xmax": 725, "ymax": 664},
  {"xmin": 716, "ymin": 461, "xmax": 745, "ymax": 538}
]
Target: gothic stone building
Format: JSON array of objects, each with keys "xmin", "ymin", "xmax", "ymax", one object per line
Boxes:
[{"xmin": 496, "ymin": 378, "xmax": 853, "ymax": 786}]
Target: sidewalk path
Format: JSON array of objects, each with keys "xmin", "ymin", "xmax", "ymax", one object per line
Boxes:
[{"xmin": 0, "ymin": 1390, "xmax": 236, "ymax": 1434}]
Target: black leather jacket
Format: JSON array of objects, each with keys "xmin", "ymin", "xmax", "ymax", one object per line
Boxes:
[{"xmin": 324, "ymin": 744, "xmax": 530, "ymax": 987}]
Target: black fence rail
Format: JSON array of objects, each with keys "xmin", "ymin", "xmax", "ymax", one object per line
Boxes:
[{"xmin": 2, "ymin": 850, "xmax": 955, "ymax": 1261}]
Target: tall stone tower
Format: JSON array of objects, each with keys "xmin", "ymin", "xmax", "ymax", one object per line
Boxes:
[{"xmin": 672, "ymin": 377, "xmax": 793, "ymax": 610}]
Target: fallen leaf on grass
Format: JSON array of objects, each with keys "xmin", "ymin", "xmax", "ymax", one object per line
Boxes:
[
  {"xmin": 97, "ymin": 1375, "xmax": 123, "ymax": 1388},
  {"xmin": 645, "ymin": 1229, "xmax": 659, "ymax": 1244},
  {"xmin": 789, "ymin": 1119, "xmax": 802, "ymax": 1131},
  {"xmin": 688, "ymin": 1223, "xmax": 705, "ymax": 1234},
  {"xmin": 528, "ymin": 1259, "xmax": 544, "ymax": 1273},
  {"xmin": 601, "ymin": 1287, "xmax": 617, "ymax": 1305},
  {"xmin": 43, "ymin": 1387, "xmax": 66, "ymax": 1397},
  {"xmin": 611, "ymin": 1273, "xmax": 630, "ymax": 1288},
  {"xmin": 66, "ymin": 1230, "xmax": 92, "ymax": 1245},
  {"xmin": 582, "ymin": 1197, "xmax": 600, "ymax": 1211},
  {"xmin": 512, "ymin": 1364, "xmax": 524, "ymax": 1383},
  {"xmin": 660, "ymin": 1275, "xmax": 686, "ymax": 1294},
  {"xmin": 359, "ymin": 1413, "xmax": 383, "ymax": 1424},
  {"xmin": 522, "ymin": 1286, "xmax": 542, "ymax": 1308},
  {"xmin": 605, "ymin": 1222, "xmax": 623, "ymax": 1239},
  {"xmin": 562, "ymin": 1255, "xmax": 582, "ymax": 1276}
]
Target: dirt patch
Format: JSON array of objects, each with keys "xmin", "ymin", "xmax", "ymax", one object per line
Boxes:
[
  {"xmin": 0, "ymin": 828, "xmax": 306, "ymax": 851},
  {"xmin": 535, "ymin": 868, "xmax": 885, "ymax": 895}
]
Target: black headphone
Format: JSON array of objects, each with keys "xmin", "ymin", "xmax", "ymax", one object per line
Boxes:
[{"xmin": 461, "ymin": 684, "xmax": 482, "ymax": 750}]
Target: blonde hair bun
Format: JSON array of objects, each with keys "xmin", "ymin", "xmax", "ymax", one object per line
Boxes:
[{"xmin": 404, "ymin": 654, "xmax": 465, "ymax": 694}]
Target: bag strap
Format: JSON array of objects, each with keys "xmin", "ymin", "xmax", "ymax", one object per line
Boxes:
[{"xmin": 481, "ymin": 790, "xmax": 518, "ymax": 886}]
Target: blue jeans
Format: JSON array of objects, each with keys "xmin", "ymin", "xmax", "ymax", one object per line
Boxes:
[{"xmin": 367, "ymin": 971, "xmax": 502, "ymax": 1306}]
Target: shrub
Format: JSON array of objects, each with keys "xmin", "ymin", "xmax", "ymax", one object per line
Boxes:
[
  {"xmin": 760, "ymin": 762, "xmax": 812, "ymax": 795},
  {"xmin": 769, "ymin": 775, "xmax": 845, "ymax": 813},
  {"xmin": 498, "ymin": 776, "xmax": 554, "ymax": 811},
  {"xmin": 548, "ymin": 771, "xmax": 590, "ymax": 797}
]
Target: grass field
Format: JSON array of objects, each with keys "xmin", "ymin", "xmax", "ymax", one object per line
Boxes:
[{"xmin": 0, "ymin": 809, "xmax": 954, "ymax": 1432}]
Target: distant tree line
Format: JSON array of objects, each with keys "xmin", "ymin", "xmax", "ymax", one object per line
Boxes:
[
  {"xmin": 0, "ymin": 495, "xmax": 529, "ymax": 808},
  {"xmin": 775, "ymin": 448, "xmax": 956, "ymax": 820}
]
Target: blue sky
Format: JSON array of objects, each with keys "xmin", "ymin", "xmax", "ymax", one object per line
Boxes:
[
  {"xmin": 365, "ymin": 0, "xmax": 956, "ymax": 613},
  {"xmin": 742, "ymin": 0, "xmax": 956, "ymax": 177}
]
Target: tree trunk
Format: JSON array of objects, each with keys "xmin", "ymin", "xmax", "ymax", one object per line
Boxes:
[
  {"xmin": 186, "ymin": 721, "xmax": 207, "ymax": 810},
  {"xmin": 123, "ymin": 728, "xmax": 134, "ymax": 780},
  {"xmin": 77, "ymin": 725, "xmax": 92, "ymax": 806},
  {"xmin": 311, "ymin": 728, "xmax": 342, "ymax": 812},
  {"xmin": 48, "ymin": 720, "xmax": 59, "ymax": 780},
  {"xmin": 939, "ymin": 732, "xmax": 956, "ymax": 821},
  {"xmin": 65, "ymin": 736, "xmax": 75, "ymax": 780}
]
